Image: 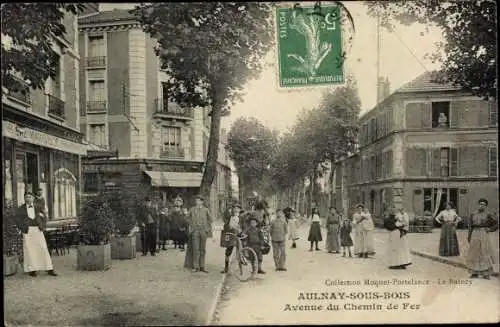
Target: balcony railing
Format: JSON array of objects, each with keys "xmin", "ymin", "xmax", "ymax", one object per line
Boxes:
[
  {"xmin": 48, "ymin": 94, "xmax": 65, "ymax": 119},
  {"xmin": 86, "ymin": 101, "xmax": 107, "ymax": 113},
  {"xmin": 160, "ymin": 147, "xmax": 185, "ymax": 159},
  {"xmin": 154, "ymin": 98, "xmax": 193, "ymax": 119},
  {"xmin": 5, "ymin": 77, "xmax": 31, "ymax": 105},
  {"xmin": 85, "ymin": 56, "xmax": 106, "ymax": 68}
]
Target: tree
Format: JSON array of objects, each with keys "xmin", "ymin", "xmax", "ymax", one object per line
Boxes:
[
  {"xmin": 365, "ymin": 0, "xmax": 497, "ymax": 99},
  {"xmin": 131, "ymin": 3, "xmax": 274, "ymax": 200},
  {"xmin": 1, "ymin": 3, "xmax": 84, "ymax": 93},
  {"xmin": 227, "ymin": 117, "xmax": 279, "ymax": 202}
]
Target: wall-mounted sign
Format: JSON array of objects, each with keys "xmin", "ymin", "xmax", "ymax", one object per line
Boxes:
[
  {"xmin": 2, "ymin": 120, "xmax": 87, "ymax": 155},
  {"xmin": 276, "ymin": 4, "xmax": 344, "ymax": 88}
]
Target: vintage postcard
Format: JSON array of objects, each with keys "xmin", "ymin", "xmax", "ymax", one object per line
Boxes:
[{"xmin": 2, "ymin": 1, "xmax": 498, "ymax": 326}]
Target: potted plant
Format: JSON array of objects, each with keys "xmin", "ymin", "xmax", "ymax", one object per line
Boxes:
[
  {"xmin": 107, "ymin": 189, "xmax": 138, "ymax": 260},
  {"xmin": 77, "ymin": 194, "xmax": 114, "ymax": 271},
  {"xmin": 3, "ymin": 201, "xmax": 22, "ymax": 277}
]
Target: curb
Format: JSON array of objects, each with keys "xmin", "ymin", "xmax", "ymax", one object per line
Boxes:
[
  {"xmin": 410, "ymin": 250, "xmax": 467, "ymax": 269},
  {"xmin": 205, "ymin": 267, "xmax": 227, "ymax": 326}
]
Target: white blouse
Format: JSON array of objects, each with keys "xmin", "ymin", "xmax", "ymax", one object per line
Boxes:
[
  {"xmin": 435, "ymin": 209, "xmax": 461, "ymax": 223},
  {"xmin": 27, "ymin": 205, "xmax": 35, "ymax": 219},
  {"xmin": 311, "ymin": 214, "xmax": 321, "ymax": 222}
]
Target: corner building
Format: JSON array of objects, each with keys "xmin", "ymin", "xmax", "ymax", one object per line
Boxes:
[{"xmin": 335, "ymin": 72, "xmax": 498, "ymax": 221}]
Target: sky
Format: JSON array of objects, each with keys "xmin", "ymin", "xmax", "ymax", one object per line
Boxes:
[{"xmin": 100, "ymin": 2, "xmax": 444, "ymax": 133}]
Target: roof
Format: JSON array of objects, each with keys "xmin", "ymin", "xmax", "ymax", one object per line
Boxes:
[
  {"xmin": 394, "ymin": 71, "xmax": 459, "ymax": 94},
  {"xmin": 78, "ymin": 9, "xmax": 136, "ymax": 25}
]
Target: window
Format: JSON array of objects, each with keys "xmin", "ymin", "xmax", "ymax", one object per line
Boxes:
[
  {"xmin": 161, "ymin": 126, "xmax": 181, "ymax": 151},
  {"xmin": 490, "ymin": 101, "xmax": 498, "ymax": 127},
  {"xmin": 432, "ymin": 101, "xmax": 450, "ymax": 128},
  {"xmin": 440, "ymin": 148, "xmax": 449, "ymax": 177},
  {"xmin": 50, "ymin": 54, "xmax": 62, "ymax": 98},
  {"xmin": 490, "ymin": 146, "xmax": 498, "ymax": 177},
  {"xmin": 88, "ymin": 35, "xmax": 105, "ymax": 57},
  {"xmin": 370, "ymin": 118, "xmax": 376, "ymax": 142},
  {"xmin": 83, "ymin": 172, "xmax": 99, "ymax": 193},
  {"xmin": 89, "ymin": 80, "xmax": 105, "ymax": 101},
  {"xmin": 53, "ymin": 168, "xmax": 77, "ymax": 219},
  {"xmin": 89, "ymin": 124, "xmax": 106, "ymax": 147}
]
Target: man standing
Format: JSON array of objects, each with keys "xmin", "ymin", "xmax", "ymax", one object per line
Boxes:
[
  {"xmin": 270, "ymin": 209, "xmax": 288, "ymax": 271},
  {"xmin": 137, "ymin": 196, "xmax": 158, "ymax": 256},
  {"xmin": 16, "ymin": 192, "xmax": 57, "ymax": 277},
  {"xmin": 186, "ymin": 195, "xmax": 212, "ymax": 273}
]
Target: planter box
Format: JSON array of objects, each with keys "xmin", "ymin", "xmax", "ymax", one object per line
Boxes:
[
  {"xmin": 111, "ymin": 235, "xmax": 136, "ymax": 260},
  {"xmin": 3, "ymin": 255, "xmax": 19, "ymax": 277},
  {"xmin": 77, "ymin": 244, "xmax": 111, "ymax": 271}
]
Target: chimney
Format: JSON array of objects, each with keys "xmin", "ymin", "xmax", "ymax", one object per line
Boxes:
[{"xmin": 377, "ymin": 77, "xmax": 390, "ymax": 103}]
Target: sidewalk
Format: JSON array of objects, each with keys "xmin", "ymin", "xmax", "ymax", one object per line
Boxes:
[
  {"xmin": 4, "ymin": 222, "xmax": 226, "ymax": 326},
  {"xmin": 407, "ymin": 228, "xmax": 499, "ymax": 275}
]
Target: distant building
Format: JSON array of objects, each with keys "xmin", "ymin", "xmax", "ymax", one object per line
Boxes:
[
  {"xmin": 334, "ymin": 72, "xmax": 498, "ymax": 221},
  {"xmin": 78, "ymin": 9, "xmax": 232, "ymax": 211},
  {"xmin": 2, "ymin": 6, "xmax": 98, "ymax": 225}
]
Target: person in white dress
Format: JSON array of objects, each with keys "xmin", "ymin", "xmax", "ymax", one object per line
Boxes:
[
  {"xmin": 387, "ymin": 206, "xmax": 412, "ymax": 269},
  {"xmin": 16, "ymin": 192, "xmax": 57, "ymax": 277}
]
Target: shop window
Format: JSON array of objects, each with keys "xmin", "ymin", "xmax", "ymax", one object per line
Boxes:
[
  {"xmin": 432, "ymin": 102, "xmax": 450, "ymax": 128},
  {"xmin": 53, "ymin": 168, "xmax": 77, "ymax": 219}
]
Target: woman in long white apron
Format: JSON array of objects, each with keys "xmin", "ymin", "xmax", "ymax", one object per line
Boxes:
[{"xmin": 387, "ymin": 207, "xmax": 412, "ymax": 269}]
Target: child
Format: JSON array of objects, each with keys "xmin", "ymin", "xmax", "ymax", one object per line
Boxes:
[
  {"xmin": 220, "ymin": 205, "xmax": 243, "ymax": 274},
  {"xmin": 308, "ymin": 208, "xmax": 323, "ymax": 251},
  {"xmin": 270, "ymin": 210, "xmax": 288, "ymax": 271},
  {"xmin": 340, "ymin": 214, "xmax": 353, "ymax": 257},
  {"xmin": 285, "ymin": 208, "xmax": 300, "ymax": 249},
  {"xmin": 243, "ymin": 216, "xmax": 266, "ymax": 274}
]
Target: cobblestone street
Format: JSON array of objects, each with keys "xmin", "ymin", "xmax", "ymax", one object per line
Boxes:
[{"xmin": 213, "ymin": 225, "xmax": 500, "ymax": 325}]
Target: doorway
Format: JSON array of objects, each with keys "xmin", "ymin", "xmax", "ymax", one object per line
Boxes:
[{"xmin": 15, "ymin": 151, "xmax": 39, "ymax": 206}]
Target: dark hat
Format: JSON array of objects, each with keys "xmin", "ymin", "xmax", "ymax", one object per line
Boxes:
[
  {"xmin": 283, "ymin": 206, "xmax": 295, "ymax": 213},
  {"xmin": 248, "ymin": 215, "xmax": 259, "ymax": 222},
  {"xmin": 195, "ymin": 194, "xmax": 204, "ymax": 201},
  {"xmin": 478, "ymin": 198, "xmax": 488, "ymax": 205},
  {"xmin": 24, "ymin": 191, "xmax": 34, "ymax": 197},
  {"xmin": 239, "ymin": 209, "xmax": 245, "ymax": 215}
]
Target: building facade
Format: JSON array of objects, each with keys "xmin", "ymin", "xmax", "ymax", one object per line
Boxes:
[
  {"xmin": 335, "ymin": 72, "xmax": 498, "ymax": 222},
  {"xmin": 2, "ymin": 6, "xmax": 98, "ymax": 225},
  {"xmin": 78, "ymin": 10, "xmax": 232, "ymax": 212}
]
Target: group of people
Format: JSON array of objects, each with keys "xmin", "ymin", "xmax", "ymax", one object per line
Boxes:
[
  {"xmin": 137, "ymin": 195, "xmax": 190, "ymax": 257},
  {"xmin": 433, "ymin": 199, "xmax": 498, "ymax": 279}
]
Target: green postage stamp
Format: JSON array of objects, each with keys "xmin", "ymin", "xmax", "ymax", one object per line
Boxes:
[{"xmin": 276, "ymin": 4, "xmax": 344, "ymax": 88}]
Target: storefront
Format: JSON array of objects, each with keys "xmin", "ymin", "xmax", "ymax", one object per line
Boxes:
[{"xmin": 2, "ymin": 119, "xmax": 87, "ymax": 224}]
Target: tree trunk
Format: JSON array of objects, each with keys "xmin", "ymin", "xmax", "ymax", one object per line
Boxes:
[
  {"xmin": 238, "ymin": 172, "xmax": 243, "ymax": 204},
  {"xmin": 308, "ymin": 173, "xmax": 314, "ymax": 215},
  {"xmin": 199, "ymin": 97, "xmax": 223, "ymax": 203},
  {"xmin": 329, "ymin": 157, "xmax": 336, "ymax": 207}
]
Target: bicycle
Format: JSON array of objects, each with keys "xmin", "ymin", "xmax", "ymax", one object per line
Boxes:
[{"xmin": 225, "ymin": 232, "xmax": 257, "ymax": 282}]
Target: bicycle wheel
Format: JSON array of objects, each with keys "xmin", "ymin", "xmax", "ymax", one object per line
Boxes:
[{"xmin": 230, "ymin": 247, "xmax": 257, "ymax": 282}]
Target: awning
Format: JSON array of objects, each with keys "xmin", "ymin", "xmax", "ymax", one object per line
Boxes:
[{"xmin": 144, "ymin": 170, "xmax": 202, "ymax": 188}]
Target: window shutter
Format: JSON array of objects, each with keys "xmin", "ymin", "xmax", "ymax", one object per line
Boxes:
[
  {"xmin": 432, "ymin": 148, "xmax": 441, "ymax": 177},
  {"xmin": 450, "ymin": 148, "xmax": 459, "ymax": 176},
  {"xmin": 381, "ymin": 152, "xmax": 386, "ymax": 178},
  {"xmin": 406, "ymin": 103, "xmax": 423, "ymax": 129},
  {"xmin": 387, "ymin": 108, "xmax": 393, "ymax": 132},
  {"xmin": 421, "ymin": 102, "xmax": 432, "ymax": 128},
  {"xmin": 489, "ymin": 101, "xmax": 498, "ymax": 127},
  {"xmin": 489, "ymin": 146, "xmax": 498, "ymax": 177},
  {"xmin": 388, "ymin": 150, "xmax": 393, "ymax": 178},
  {"xmin": 406, "ymin": 148, "xmax": 426, "ymax": 176},
  {"xmin": 449, "ymin": 101, "xmax": 458, "ymax": 128}
]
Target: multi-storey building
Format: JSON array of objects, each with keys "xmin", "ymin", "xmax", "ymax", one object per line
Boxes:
[
  {"xmin": 78, "ymin": 9, "xmax": 232, "ymax": 212},
  {"xmin": 335, "ymin": 72, "xmax": 498, "ymax": 221},
  {"xmin": 2, "ymin": 4, "xmax": 98, "ymax": 225}
]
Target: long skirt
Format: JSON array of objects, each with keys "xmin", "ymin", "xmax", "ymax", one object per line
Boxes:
[
  {"xmin": 326, "ymin": 224, "xmax": 340, "ymax": 252},
  {"xmin": 340, "ymin": 227, "xmax": 353, "ymax": 247},
  {"xmin": 438, "ymin": 222, "xmax": 460, "ymax": 256},
  {"xmin": 387, "ymin": 229, "xmax": 411, "ymax": 268},
  {"xmin": 159, "ymin": 222, "xmax": 170, "ymax": 242},
  {"xmin": 23, "ymin": 226, "xmax": 53, "ymax": 272},
  {"xmin": 308, "ymin": 222, "xmax": 322, "ymax": 242},
  {"xmin": 466, "ymin": 227, "xmax": 495, "ymax": 274},
  {"xmin": 354, "ymin": 229, "xmax": 375, "ymax": 255}
]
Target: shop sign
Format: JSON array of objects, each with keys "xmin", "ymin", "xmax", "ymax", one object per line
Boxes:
[{"xmin": 2, "ymin": 120, "xmax": 87, "ymax": 155}]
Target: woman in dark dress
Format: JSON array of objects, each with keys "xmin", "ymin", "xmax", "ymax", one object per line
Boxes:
[
  {"xmin": 169, "ymin": 197, "xmax": 188, "ymax": 251},
  {"xmin": 158, "ymin": 202, "xmax": 170, "ymax": 251},
  {"xmin": 308, "ymin": 208, "xmax": 323, "ymax": 251}
]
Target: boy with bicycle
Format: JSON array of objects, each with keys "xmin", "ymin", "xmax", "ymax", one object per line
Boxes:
[
  {"xmin": 243, "ymin": 215, "xmax": 266, "ymax": 274},
  {"xmin": 220, "ymin": 204, "xmax": 244, "ymax": 274}
]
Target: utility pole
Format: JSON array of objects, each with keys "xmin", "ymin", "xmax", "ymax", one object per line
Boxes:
[{"xmin": 376, "ymin": 13, "xmax": 381, "ymax": 103}]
